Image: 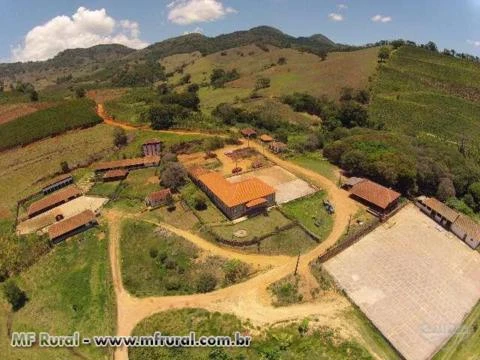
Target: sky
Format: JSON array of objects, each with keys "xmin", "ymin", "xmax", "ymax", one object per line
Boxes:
[{"xmin": 0, "ymin": 0, "xmax": 479, "ymax": 62}]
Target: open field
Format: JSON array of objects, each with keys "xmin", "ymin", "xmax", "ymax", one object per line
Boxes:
[
  {"xmin": 116, "ymin": 168, "xmax": 161, "ymax": 201},
  {"xmin": 120, "ymin": 221, "xmax": 252, "ymax": 297},
  {"xmin": 145, "ymin": 201, "xmax": 199, "ymax": 230},
  {"xmin": 129, "ymin": 308, "xmax": 375, "ymax": 360},
  {"xmin": 0, "ymin": 124, "xmax": 115, "ymax": 213},
  {"xmin": 0, "ymin": 227, "xmax": 115, "ymax": 360},
  {"xmin": 370, "ymin": 46, "xmax": 480, "ymax": 140},
  {"xmin": 165, "ymin": 44, "xmax": 379, "ymax": 112},
  {"xmin": 17, "ymin": 195, "xmax": 108, "ymax": 235},
  {"xmin": 0, "ymin": 99, "xmax": 102, "ymax": 151},
  {"xmin": 0, "ymin": 102, "xmax": 55, "ymax": 124},
  {"xmin": 103, "ymin": 87, "xmax": 154, "ymax": 125},
  {"xmin": 324, "ymin": 205, "xmax": 480, "ymax": 360},
  {"xmin": 228, "ymin": 165, "xmax": 317, "ymax": 204},
  {"xmin": 87, "ymin": 88, "xmax": 128, "ymax": 103},
  {"xmin": 290, "ymin": 152, "xmax": 338, "ymax": 182},
  {"xmin": 282, "ymin": 191, "xmax": 334, "ymax": 240}
]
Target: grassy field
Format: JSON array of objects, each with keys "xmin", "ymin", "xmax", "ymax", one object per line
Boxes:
[
  {"xmin": 165, "ymin": 44, "xmax": 379, "ymax": 112},
  {"xmin": 181, "ymin": 182, "xmax": 229, "ymax": 224},
  {"xmin": 281, "ymin": 191, "xmax": 334, "ymax": 241},
  {"xmin": 130, "ymin": 308, "xmax": 376, "ymax": 360},
  {"xmin": 268, "ymin": 274, "xmax": 303, "ymax": 306},
  {"xmin": 290, "ymin": 152, "xmax": 338, "ymax": 182},
  {"xmin": 0, "ymin": 227, "xmax": 115, "ymax": 360},
  {"xmin": 0, "ymin": 99, "xmax": 102, "ymax": 151},
  {"xmin": 104, "ymin": 87, "xmax": 156, "ymax": 124},
  {"xmin": 116, "ymin": 168, "xmax": 162, "ymax": 201},
  {"xmin": 120, "ymin": 220, "xmax": 252, "ymax": 297},
  {"xmin": 370, "ymin": 46, "xmax": 480, "ymax": 140},
  {"xmin": 0, "ymin": 124, "xmax": 115, "ymax": 213},
  {"xmin": 433, "ymin": 300, "xmax": 480, "ymax": 360}
]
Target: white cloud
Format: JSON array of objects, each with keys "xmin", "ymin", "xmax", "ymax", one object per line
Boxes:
[
  {"xmin": 337, "ymin": 4, "xmax": 348, "ymax": 10},
  {"xmin": 467, "ymin": 40, "xmax": 480, "ymax": 47},
  {"xmin": 12, "ymin": 7, "xmax": 148, "ymax": 62},
  {"xmin": 183, "ymin": 27, "xmax": 204, "ymax": 35},
  {"xmin": 167, "ymin": 0, "xmax": 237, "ymax": 25},
  {"xmin": 328, "ymin": 13, "xmax": 344, "ymax": 22},
  {"xmin": 371, "ymin": 14, "xmax": 392, "ymax": 23}
]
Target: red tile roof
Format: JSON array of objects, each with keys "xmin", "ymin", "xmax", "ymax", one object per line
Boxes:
[
  {"xmin": 188, "ymin": 166, "xmax": 211, "ymax": 179},
  {"xmin": 195, "ymin": 171, "xmax": 275, "ymax": 208},
  {"xmin": 143, "ymin": 139, "xmax": 162, "ymax": 145},
  {"xmin": 43, "ymin": 174, "xmax": 73, "ymax": 188},
  {"xmin": 48, "ymin": 210, "xmax": 96, "ymax": 240},
  {"xmin": 93, "ymin": 156, "xmax": 160, "ymax": 171},
  {"xmin": 103, "ymin": 169, "xmax": 129, "ymax": 179},
  {"xmin": 246, "ymin": 198, "xmax": 268, "ymax": 208},
  {"xmin": 260, "ymin": 134, "xmax": 274, "ymax": 142},
  {"xmin": 146, "ymin": 189, "xmax": 172, "ymax": 203},
  {"xmin": 423, "ymin": 197, "xmax": 460, "ymax": 223},
  {"xmin": 454, "ymin": 214, "xmax": 480, "ymax": 239},
  {"xmin": 240, "ymin": 128, "xmax": 257, "ymax": 137},
  {"xmin": 350, "ymin": 180, "xmax": 400, "ymax": 210},
  {"xmin": 28, "ymin": 186, "xmax": 82, "ymax": 217}
]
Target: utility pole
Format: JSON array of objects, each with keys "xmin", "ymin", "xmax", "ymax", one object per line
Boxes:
[
  {"xmin": 346, "ymin": 214, "xmax": 352, "ymax": 235},
  {"xmin": 294, "ymin": 252, "xmax": 300, "ymax": 276}
]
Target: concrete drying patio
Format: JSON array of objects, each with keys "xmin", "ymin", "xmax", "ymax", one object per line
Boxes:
[{"xmin": 324, "ymin": 204, "xmax": 480, "ymax": 360}]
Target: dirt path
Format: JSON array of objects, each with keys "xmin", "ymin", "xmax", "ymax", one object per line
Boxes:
[{"xmin": 105, "ymin": 137, "xmax": 358, "ymax": 360}]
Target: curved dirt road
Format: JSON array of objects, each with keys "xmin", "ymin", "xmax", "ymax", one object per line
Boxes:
[{"xmin": 105, "ymin": 137, "xmax": 358, "ymax": 360}]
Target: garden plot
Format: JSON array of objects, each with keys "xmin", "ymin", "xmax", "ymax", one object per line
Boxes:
[
  {"xmin": 324, "ymin": 205, "xmax": 480, "ymax": 360},
  {"xmin": 228, "ymin": 165, "xmax": 317, "ymax": 204}
]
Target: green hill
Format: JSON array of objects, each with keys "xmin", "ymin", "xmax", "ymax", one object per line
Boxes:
[{"xmin": 370, "ymin": 46, "xmax": 480, "ymax": 140}]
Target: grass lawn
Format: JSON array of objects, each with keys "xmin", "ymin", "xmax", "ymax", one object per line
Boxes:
[
  {"xmin": 211, "ymin": 209, "xmax": 292, "ymax": 242},
  {"xmin": 0, "ymin": 227, "xmax": 115, "ymax": 360},
  {"xmin": 130, "ymin": 308, "xmax": 375, "ymax": 360},
  {"xmin": 180, "ymin": 182, "xmax": 228, "ymax": 224},
  {"xmin": 120, "ymin": 221, "xmax": 251, "ymax": 297},
  {"xmin": 88, "ymin": 180, "xmax": 121, "ymax": 198},
  {"xmin": 0, "ymin": 124, "xmax": 115, "ymax": 215},
  {"xmin": 254, "ymin": 226, "xmax": 318, "ymax": 256},
  {"xmin": 433, "ymin": 300, "xmax": 480, "ymax": 360},
  {"xmin": 290, "ymin": 152, "xmax": 337, "ymax": 182},
  {"xmin": 281, "ymin": 191, "xmax": 334, "ymax": 242},
  {"xmin": 145, "ymin": 202, "xmax": 200, "ymax": 231},
  {"xmin": 116, "ymin": 168, "xmax": 161, "ymax": 201}
]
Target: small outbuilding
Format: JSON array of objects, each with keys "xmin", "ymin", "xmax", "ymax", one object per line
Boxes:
[
  {"xmin": 145, "ymin": 189, "xmax": 172, "ymax": 208},
  {"xmin": 48, "ymin": 210, "xmax": 97, "ymax": 244},
  {"xmin": 342, "ymin": 177, "xmax": 365, "ymax": 190},
  {"xmin": 349, "ymin": 180, "xmax": 401, "ymax": 217},
  {"xmin": 93, "ymin": 156, "xmax": 160, "ymax": 173},
  {"xmin": 142, "ymin": 139, "xmax": 163, "ymax": 156},
  {"xmin": 240, "ymin": 128, "xmax": 257, "ymax": 138},
  {"xmin": 260, "ymin": 134, "xmax": 274, "ymax": 143},
  {"xmin": 42, "ymin": 174, "xmax": 74, "ymax": 195},
  {"xmin": 269, "ymin": 141, "xmax": 288, "ymax": 154},
  {"xmin": 103, "ymin": 169, "xmax": 129, "ymax": 182},
  {"xmin": 416, "ymin": 197, "xmax": 459, "ymax": 230},
  {"xmin": 451, "ymin": 214, "xmax": 480, "ymax": 249}
]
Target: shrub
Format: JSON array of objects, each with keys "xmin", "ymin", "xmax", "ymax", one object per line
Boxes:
[
  {"xmin": 113, "ymin": 128, "xmax": 128, "ymax": 148},
  {"xmin": 161, "ymin": 162, "xmax": 187, "ymax": 190},
  {"xmin": 149, "ymin": 248, "xmax": 158, "ymax": 259},
  {"xmin": 3, "ymin": 280, "xmax": 28, "ymax": 311},
  {"xmin": 196, "ymin": 273, "xmax": 217, "ymax": 293}
]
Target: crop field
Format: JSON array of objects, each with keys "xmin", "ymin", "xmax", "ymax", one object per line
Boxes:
[
  {"xmin": 370, "ymin": 46, "xmax": 480, "ymax": 140},
  {"xmin": 0, "ymin": 227, "xmax": 115, "ymax": 360},
  {"xmin": 0, "ymin": 124, "xmax": 115, "ymax": 213},
  {"xmin": 0, "ymin": 99, "xmax": 102, "ymax": 151},
  {"xmin": 0, "ymin": 102, "xmax": 55, "ymax": 124},
  {"xmin": 120, "ymin": 221, "xmax": 252, "ymax": 297}
]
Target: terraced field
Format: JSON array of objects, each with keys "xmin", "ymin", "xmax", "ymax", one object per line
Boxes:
[{"xmin": 370, "ymin": 46, "xmax": 480, "ymax": 140}]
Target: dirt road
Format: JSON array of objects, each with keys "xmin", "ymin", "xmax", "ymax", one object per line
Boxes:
[{"xmin": 105, "ymin": 137, "xmax": 358, "ymax": 360}]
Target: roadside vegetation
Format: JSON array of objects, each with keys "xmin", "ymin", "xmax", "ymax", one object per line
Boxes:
[
  {"xmin": 268, "ymin": 274, "xmax": 303, "ymax": 306},
  {"xmin": 120, "ymin": 221, "xmax": 252, "ymax": 297},
  {"xmin": 130, "ymin": 308, "xmax": 375, "ymax": 360}
]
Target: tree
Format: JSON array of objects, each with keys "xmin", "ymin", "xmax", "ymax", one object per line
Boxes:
[
  {"xmin": 179, "ymin": 73, "xmax": 191, "ymax": 85},
  {"xmin": 60, "ymin": 161, "xmax": 69, "ymax": 173},
  {"xmin": 391, "ymin": 39, "xmax": 405, "ymax": 50},
  {"xmin": 340, "ymin": 87, "xmax": 354, "ymax": 102},
  {"xmin": 3, "ymin": 280, "xmax": 28, "ymax": 311},
  {"xmin": 319, "ymin": 50, "xmax": 328, "ymax": 61},
  {"xmin": 436, "ymin": 177, "xmax": 456, "ymax": 202},
  {"xmin": 255, "ymin": 77, "xmax": 271, "ymax": 91},
  {"xmin": 161, "ymin": 162, "xmax": 187, "ymax": 190},
  {"xmin": 425, "ymin": 41, "xmax": 438, "ymax": 52},
  {"xmin": 157, "ymin": 83, "xmax": 172, "ymax": 95},
  {"xmin": 196, "ymin": 273, "xmax": 217, "ymax": 293},
  {"xmin": 113, "ymin": 128, "xmax": 128, "ymax": 148},
  {"xmin": 75, "ymin": 87, "xmax": 86, "ymax": 98},
  {"xmin": 187, "ymin": 83, "xmax": 199, "ymax": 93},
  {"xmin": 378, "ymin": 46, "xmax": 391, "ymax": 62},
  {"xmin": 148, "ymin": 105, "xmax": 187, "ymax": 130},
  {"xmin": 29, "ymin": 90, "xmax": 39, "ymax": 102},
  {"xmin": 193, "ymin": 192, "xmax": 208, "ymax": 210},
  {"xmin": 277, "ymin": 57, "xmax": 287, "ymax": 65},
  {"xmin": 468, "ymin": 182, "xmax": 480, "ymax": 210},
  {"xmin": 354, "ymin": 89, "xmax": 370, "ymax": 105},
  {"xmin": 338, "ymin": 102, "xmax": 369, "ymax": 128}
]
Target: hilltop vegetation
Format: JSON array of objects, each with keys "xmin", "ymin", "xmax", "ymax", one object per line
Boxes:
[{"xmin": 370, "ymin": 46, "xmax": 480, "ymax": 140}]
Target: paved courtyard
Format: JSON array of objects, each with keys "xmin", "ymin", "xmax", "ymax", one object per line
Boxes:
[
  {"xmin": 324, "ymin": 205, "xmax": 480, "ymax": 360},
  {"xmin": 228, "ymin": 165, "xmax": 317, "ymax": 204}
]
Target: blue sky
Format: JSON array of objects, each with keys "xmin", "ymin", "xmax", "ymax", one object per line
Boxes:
[{"xmin": 1, "ymin": 0, "xmax": 479, "ymax": 62}]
